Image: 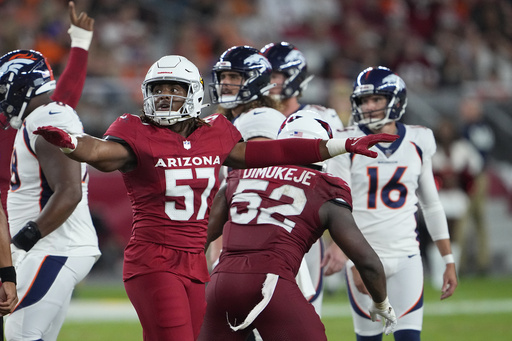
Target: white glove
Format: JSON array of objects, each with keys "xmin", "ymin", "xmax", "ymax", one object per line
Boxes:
[
  {"xmin": 11, "ymin": 245, "xmax": 27, "ymax": 268},
  {"xmin": 369, "ymin": 296, "xmax": 397, "ymax": 335}
]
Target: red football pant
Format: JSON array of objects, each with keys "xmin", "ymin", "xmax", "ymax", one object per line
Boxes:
[
  {"xmin": 198, "ymin": 272, "xmax": 327, "ymax": 341},
  {"xmin": 124, "ymin": 271, "xmax": 206, "ymax": 341}
]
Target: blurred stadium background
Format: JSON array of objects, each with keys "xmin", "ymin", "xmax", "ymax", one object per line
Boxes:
[{"xmin": 2, "ymin": 0, "xmax": 512, "ymax": 298}]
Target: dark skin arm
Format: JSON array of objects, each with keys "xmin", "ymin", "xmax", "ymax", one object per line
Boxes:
[
  {"xmin": 0, "ymin": 199, "xmax": 17, "ymax": 315},
  {"xmin": 320, "ymin": 201, "xmax": 387, "ymax": 303},
  {"xmin": 205, "ymin": 185, "xmax": 229, "ymax": 252},
  {"xmin": 33, "ymin": 137, "xmax": 84, "ymax": 237},
  {"xmin": 65, "ymin": 135, "xmax": 136, "ymax": 173}
]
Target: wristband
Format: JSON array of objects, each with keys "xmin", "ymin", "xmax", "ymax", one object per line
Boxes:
[
  {"xmin": 442, "ymin": 254, "xmax": 455, "ymax": 265},
  {"xmin": 60, "ymin": 134, "xmax": 78, "ymax": 154},
  {"xmin": 0, "ymin": 266, "xmax": 17, "ymax": 284},
  {"xmin": 373, "ymin": 296, "xmax": 390, "ymax": 311},
  {"xmin": 68, "ymin": 24, "xmax": 93, "ymax": 50},
  {"xmin": 11, "ymin": 221, "xmax": 42, "ymax": 252},
  {"xmin": 325, "ymin": 138, "xmax": 348, "ymax": 157}
]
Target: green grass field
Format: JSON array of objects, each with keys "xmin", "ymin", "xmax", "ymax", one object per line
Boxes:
[{"xmin": 55, "ymin": 276, "xmax": 512, "ymax": 340}]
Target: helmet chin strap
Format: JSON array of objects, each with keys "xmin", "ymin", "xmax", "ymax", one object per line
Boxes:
[
  {"xmin": 259, "ymin": 82, "xmax": 277, "ymax": 96},
  {"xmin": 10, "ymin": 87, "xmax": 34, "ymax": 129}
]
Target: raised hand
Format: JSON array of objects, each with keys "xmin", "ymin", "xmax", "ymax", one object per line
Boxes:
[
  {"xmin": 69, "ymin": 1, "xmax": 94, "ymax": 31},
  {"xmin": 34, "ymin": 126, "xmax": 77, "ymax": 153}
]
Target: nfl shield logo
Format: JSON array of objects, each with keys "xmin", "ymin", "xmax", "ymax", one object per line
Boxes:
[{"xmin": 183, "ymin": 140, "xmax": 191, "ymax": 150}]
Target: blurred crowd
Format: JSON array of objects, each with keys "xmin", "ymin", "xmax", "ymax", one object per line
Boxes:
[
  {"xmin": 2, "ymin": 0, "xmax": 512, "ymax": 276},
  {"xmin": 2, "ymin": 0, "xmax": 512, "ymax": 116}
]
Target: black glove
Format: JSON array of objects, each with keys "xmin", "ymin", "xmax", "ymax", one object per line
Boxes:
[{"xmin": 12, "ymin": 221, "xmax": 42, "ymax": 251}]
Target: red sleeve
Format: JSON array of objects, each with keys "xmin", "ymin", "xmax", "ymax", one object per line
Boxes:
[
  {"xmin": 50, "ymin": 47, "xmax": 88, "ymax": 109},
  {"xmin": 245, "ymin": 138, "xmax": 322, "ymax": 168}
]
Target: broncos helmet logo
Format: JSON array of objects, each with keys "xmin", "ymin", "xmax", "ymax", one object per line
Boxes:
[{"xmin": 0, "ymin": 52, "xmax": 38, "ymax": 77}]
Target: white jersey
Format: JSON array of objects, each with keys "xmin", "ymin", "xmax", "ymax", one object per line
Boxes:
[
  {"xmin": 8, "ymin": 102, "xmax": 100, "ymax": 257},
  {"xmin": 327, "ymin": 123, "xmax": 442, "ymax": 258},
  {"xmin": 234, "ymin": 107, "xmax": 286, "ymax": 141},
  {"xmin": 300, "ymin": 104, "xmax": 344, "ymax": 137}
]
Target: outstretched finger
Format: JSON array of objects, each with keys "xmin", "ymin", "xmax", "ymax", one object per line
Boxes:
[
  {"xmin": 69, "ymin": 1, "xmax": 78, "ymax": 25},
  {"xmin": 373, "ymin": 133, "xmax": 399, "ymax": 143}
]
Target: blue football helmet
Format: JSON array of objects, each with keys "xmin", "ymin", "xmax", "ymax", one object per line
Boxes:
[
  {"xmin": 0, "ymin": 50, "xmax": 56, "ymax": 129},
  {"xmin": 211, "ymin": 46, "xmax": 273, "ymax": 109},
  {"xmin": 351, "ymin": 66, "xmax": 407, "ymax": 130},
  {"xmin": 260, "ymin": 42, "xmax": 313, "ymax": 100}
]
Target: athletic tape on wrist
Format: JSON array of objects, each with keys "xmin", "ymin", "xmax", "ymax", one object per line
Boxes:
[
  {"xmin": 60, "ymin": 134, "xmax": 78, "ymax": 154},
  {"xmin": 68, "ymin": 25, "xmax": 93, "ymax": 50},
  {"xmin": 373, "ymin": 296, "xmax": 390, "ymax": 311},
  {"xmin": 326, "ymin": 138, "xmax": 348, "ymax": 157},
  {"xmin": 442, "ymin": 254, "xmax": 455, "ymax": 265}
]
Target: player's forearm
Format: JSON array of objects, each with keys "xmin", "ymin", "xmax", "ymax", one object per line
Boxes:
[
  {"xmin": 245, "ymin": 139, "xmax": 324, "ymax": 168},
  {"xmin": 35, "ymin": 185, "xmax": 82, "ymax": 237},
  {"xmin": 50, "ymin": 47, "xmax": 88, "ymax": 108},
  {"xmin": 358, "ymin": 263, "xmax": 387, "ymax": 303},
  {"xmin": 67, "ymin": 135, "xmax": 125, "ymax": 172},
  {"xmin": 0, "ymin": 208, "xmax": 13, "ymax": 268}
]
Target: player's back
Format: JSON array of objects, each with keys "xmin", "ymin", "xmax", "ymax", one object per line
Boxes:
[{"xmin": 215, "ymin": 166, "xmax": 351, "ymax": 282}]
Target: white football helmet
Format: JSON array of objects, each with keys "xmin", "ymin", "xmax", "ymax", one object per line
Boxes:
[
  {"xmin": 277, "ymin": 110, "xmax": 333, "ymax": 169},
  {"xmin": 234, "ymin": 107, "xmax": 286, "ymax": 141},
  {"xmin": 277, "ymin": 110, "xmax": 333, "ymax": 140},
  {"xmin": 141, "ymin": 55, "xmax": 204, "ymax": 126}
]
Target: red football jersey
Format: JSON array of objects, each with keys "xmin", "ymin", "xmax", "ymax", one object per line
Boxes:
[
  {"xmin": 104, "ymin": 113, "xmax": 242, "ymax": 252},
  {"xmin": 214, "ymin": 166, "xmax": 352, "ymax": 282}
]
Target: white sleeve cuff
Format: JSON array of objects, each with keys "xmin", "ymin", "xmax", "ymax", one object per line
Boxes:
[
  {"xmin": 68, "ymin": 25, "xmax": 93, "ymax": 50},
  {"xmin": 326, "ymin": 138, "xmax": 348, "ymax": 157}
]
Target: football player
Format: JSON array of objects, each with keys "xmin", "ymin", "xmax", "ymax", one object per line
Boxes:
[
  {"xmin": 198, "ymin": 112, "xmax": 396, "ymax": 340},
  {"xmin": 34, "ymin": 55, "xmax": 399, "ymax": 340},
  {"xmin": 210, "ymin": 45, "xmax": 279, "ymax": 123},
  {"xmin": 329, "ymin": 66, "xmax": 458, "ymax": 341},
  {"xmin": 0, "ymin": 1, "xmax": 92, "ymax": 210},
  {"xmin": 0, "ymin": 197, "xmax": 17, "ymax": 316},
  {"xmin": 207, "ymin": 45, "xmax": 286, "ymax": 273},
  {"xmin": 261, "ymin": 41, "xmax": 347, "ymax": 315},
  {"xmin": 1, "ymin": 3, "xmax": 100, "ymax": 341}
]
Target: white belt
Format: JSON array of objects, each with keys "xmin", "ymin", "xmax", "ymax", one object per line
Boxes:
[{"xmin": 228, "ymin": 273, "xmax": 279, "ymax": 331}]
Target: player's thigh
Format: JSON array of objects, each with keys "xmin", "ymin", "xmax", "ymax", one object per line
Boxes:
[
  {"xmin": 199, "ymin": 272, "xmax": 263, "ymax": 341},
  {"xmin": 255, "ymin": 277, "xmax": 327, "ymax": 341},
  {"xmin": 6, "ymin": 255, "xmax": 95, "ymax": 341},
  {"xmin": 124, "ymin": 271, "xmax": 196, "ymax": 341},
  {"xmin": 345, "ymin": 263, "xmax": 383, "ymax": 336},
  {"xmin": 304, "ymin": 238, "xmax": 324, "ymax": 312},
  {"xmin": 387, "ymin": 255, "xmax": 424, "ymax": 331}
]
